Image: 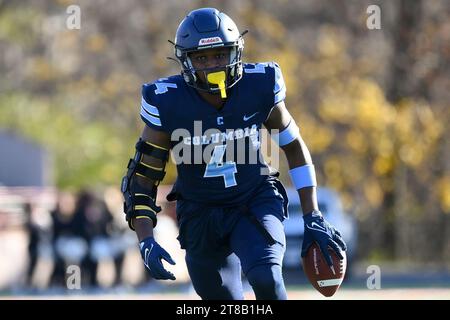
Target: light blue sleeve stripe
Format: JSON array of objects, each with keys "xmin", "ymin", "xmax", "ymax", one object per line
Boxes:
[
  {"xmin": 274, "ymin": 64, "xmax": 286, "ymax": 104},
  {"xmin": 140, "ymin": 106, "xmax": 161, "ymax": 126},
  {"xmin": 274, "ymin": 86, "xmax": 286, "ymax": 104},
  {"xmin": 141, "ymin": 97, "xmax": 160, "ymax": 116}
]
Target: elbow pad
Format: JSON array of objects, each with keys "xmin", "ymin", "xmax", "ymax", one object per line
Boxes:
[{"xmin": 121, "ymin": 139, "xmax": 169, "ymax": 230}]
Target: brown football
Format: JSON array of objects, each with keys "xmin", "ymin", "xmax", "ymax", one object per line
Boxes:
[{"xmin": 302, "ymin": 241, "xmax": 347, "ymax": 297}]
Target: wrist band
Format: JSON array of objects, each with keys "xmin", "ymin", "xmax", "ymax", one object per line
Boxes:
[
  {"xmin": 271, "ymin": 120, "xmax": 299, "ymax": 147},
  {"xmin": 289, "ymin": 164, "xmax": 317, "ymax": 190}
]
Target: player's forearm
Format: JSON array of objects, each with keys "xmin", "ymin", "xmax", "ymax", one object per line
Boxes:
[
  {"xmin": 281, "ymin": 137, "xmax": 312, "ymax": 167},
  {"xmin": 131, "ymin": 175, "xmax": 157, "ymax": 241},
  {"xmin": 133, "ymin": 216, "xmax": 154, "ymax": 241},
  {"xmin": 297, "ymin": 187, "xmax": 318, "ymax": 215},
  {"xmin": 121, "ymin": 126, "xmax": 170, "ymax": 233},
  {"xmin": 135, "ymin": 174, "xmax": 158, "ymax": 190},
  {"xmin": 282, "ymin": 138, "xmax": 319, "ymax": 215}
]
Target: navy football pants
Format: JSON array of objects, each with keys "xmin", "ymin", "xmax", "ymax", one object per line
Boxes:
[{"xmin": 176, "ymin": 179, "xmax": 288, "ymax": 300}]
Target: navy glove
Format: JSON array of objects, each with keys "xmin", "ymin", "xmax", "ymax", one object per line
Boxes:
[
  {"xmin": 301, "ymin": 210, "xmax": 347, "ymax": 267},
  {"xmin": 139, "ymin": 236, "xmax": 176, "ymax": 280}
]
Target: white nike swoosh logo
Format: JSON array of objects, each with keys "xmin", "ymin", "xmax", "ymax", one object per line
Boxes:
[
  {"xmin": 243, "ymin": 112, "xmax": 258, "ymax": 121},
  {"xmin": 306, "ymin": 223, "xmax": 328, "ymax": 235},
  {"xmin": 311, "ymin": 222, "xmax": 326, "ymax": 231},
  {"xmin": 144, "ymin": 244, "xmax": 154, "ymax": 267}
]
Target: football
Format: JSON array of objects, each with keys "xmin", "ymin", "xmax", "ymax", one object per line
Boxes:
[{"xmin": 302, "ymin": 242, "xmax": 347, "ymax": 297}]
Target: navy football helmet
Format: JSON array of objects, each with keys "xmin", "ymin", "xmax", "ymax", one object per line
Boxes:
[{"xmin": 171, "ymin": 8, "xmax": 245, "ymax": 94}]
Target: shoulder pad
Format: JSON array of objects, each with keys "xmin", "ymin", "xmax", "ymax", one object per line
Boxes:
[{"xmin": 140, "ymin": 75, "xmax": 183, "ymax": 131}]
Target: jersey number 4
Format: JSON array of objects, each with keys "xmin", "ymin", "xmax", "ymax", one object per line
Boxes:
[{"xmin": 203, "ymin": 145, "xmax": 237, "ymax": 188}]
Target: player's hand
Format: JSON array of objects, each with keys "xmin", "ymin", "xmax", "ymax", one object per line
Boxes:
[
  {"xmin": 301, "ymin": 210, "xmax": 347, "ymax": 267},
  {"xmin": 139, "ymin": 236, "xmax": 176, "ymax": 280}
]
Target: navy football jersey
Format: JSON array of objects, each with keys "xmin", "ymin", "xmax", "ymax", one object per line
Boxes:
[{"xmin": 139, "ymin": 62, "xmax": 286, "ymax": 205}]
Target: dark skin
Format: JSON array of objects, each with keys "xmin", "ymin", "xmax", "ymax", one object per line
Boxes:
[
  {"xmin": 188, "ymin": 46, "xmax": 231, "ymax": 109},
  {"xmin": 133, "ymin": 47, "xmax": 318, "ymax": 246}
]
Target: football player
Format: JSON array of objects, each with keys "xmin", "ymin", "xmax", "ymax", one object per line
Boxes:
[{"xmin": 121, "ymin": 7, "xmax": 346, "ymax": 299}]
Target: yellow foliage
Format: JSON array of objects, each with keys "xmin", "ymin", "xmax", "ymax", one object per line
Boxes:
[
  {"xmin": 399, "ymin": 144, "xmax": 424, "ymax": 167},
  {"xmin": 375, "ymin": 134, "xmax": 394, "ymax": 157},
  {"xmin": 416, "ymin": 104, "xmax": 444, "ymax": 143},
  {"xmin": 298, "ymin": 115, "xmax": 334, "ymax": 153},
  {"xmin": 317, "ymin": 27, "xmax": 347, "ymax": 58},
  {"xmin": 436, "ymin": 176, "xmax": 450, "ymax": 213},
  {"xmin": 394, "ymin": 101, "xmax": 443, "ymax": 168},
  {"xmin": 102, "ymin": 74, "xmax": 122, "ymax": 97},
  {"xmin": 339, "ymin": 191, "xmax": 353, "ymax": 212},
  {"xmin": 309, "ymin": 126, "xmax": 334, "ymax": 153},
  {"xmin": 324, "ymin": 156, "xmax": 343, "ymax": 189},
  {"xmin": 86, "ymin": 34, "xmax": 107, "ymax": 53},
  {"xmin": 51, "ymin": 31, "xmax": 82, "ymax": 74},
  {"xmin": 318, "ymin": 94, "xmax": 353, "ymax": 124},
  {"xmin": 373, "ymin": 155, "xmax": 394, "ymax": 176},
  {"xmin": 250, "ymin": 10, "xmax": 286, "ymax": 40},
  {"xmin": 346, "ymin": 129, "xmax": 368, "ymax": 153},
  {"xmin": 319, "ymin": 77, "xmax": 395, "ymax": 131},
  {"xmin": 350, "ymin": 79, "xmax": 393, "ymax": 127},
  {"xmin": 364, "ymin": 179, "xmax": 383, "ymax": 208},
  {"xmin": 55, "ymin": 0, "xmax": 73, "ymax": 6},
  {"xmin": 394, "ymin": 100, "xmax": 415, "ymax": 142},
  {"xmin": 56, "ymin": 30, "xmax": 80, "ymax": 49},
  {"xmin": 27, "ymin": 57, "xmax": 59, "ymax": 81},
  {"xmin": 341, "ymin": 155, "xmax": 364, "ymax": 185}
]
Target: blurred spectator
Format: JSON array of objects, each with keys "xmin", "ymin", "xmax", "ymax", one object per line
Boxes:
[
  {"xmin": 23, "ymin": 202, "xmax": 40, "ymax": 287},
  {"xmin": 78, "ymin": 189, "xmax": 115, "ymax": 287},
  {"xmin": 49, "ymin": 188, "xmax": 133, "ymax": 289},
  {"xmin": 103, "ymin": 186, "xmax": 132, "ymax": 286},
  {"xmin": 49, "ymin": 191, "xmax": 83, "ymax": 287}
]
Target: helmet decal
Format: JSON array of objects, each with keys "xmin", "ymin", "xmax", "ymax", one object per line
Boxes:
[{"xmin": 198, "ymin": 37, "xmax": 223, "ymax": 46}]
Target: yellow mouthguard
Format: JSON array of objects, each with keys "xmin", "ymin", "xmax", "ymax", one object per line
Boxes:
[{"xmin": 207, "ymin": 71, "xmax": 227, "ymax": 98}]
